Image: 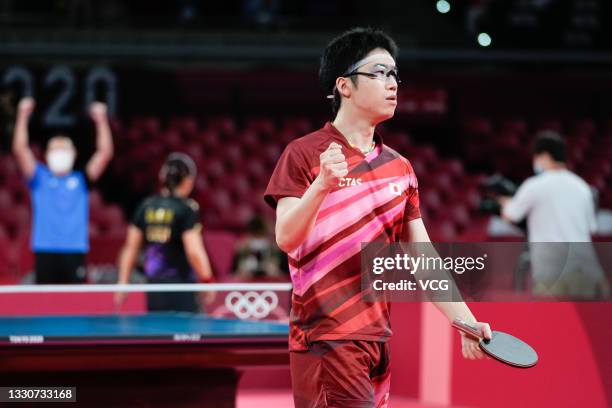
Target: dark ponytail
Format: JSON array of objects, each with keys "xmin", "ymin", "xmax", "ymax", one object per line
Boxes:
[{"xmin": 159, "ymin": 153, "xmax": 197, "ymax": 194}]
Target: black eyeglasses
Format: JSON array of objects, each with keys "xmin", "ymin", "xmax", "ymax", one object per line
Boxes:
[{"xmin": 344, "ymin": 66, "xmax": 401, "ymax": 84}]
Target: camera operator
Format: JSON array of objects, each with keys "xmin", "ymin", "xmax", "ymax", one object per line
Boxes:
[{"xmin": 498, "ymin": 131, "xmax": 609, "ymax": 299}]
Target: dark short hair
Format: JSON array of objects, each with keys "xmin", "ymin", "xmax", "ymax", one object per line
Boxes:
[
  {"xmin": 159, "ymin": 152, "xmax": 197, "ymax": 192},
  {"xmin": 533, "ymin": 131, "xmax": 566, "ymax": 162},
  {"xmin": 319, "ymin": 27, "xmax": 398, "ymax": 116}
]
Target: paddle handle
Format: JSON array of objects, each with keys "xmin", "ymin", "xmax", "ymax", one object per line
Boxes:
[{"xmin": 452, "ymin": 318, "xmax": 483, "ymax": 339}]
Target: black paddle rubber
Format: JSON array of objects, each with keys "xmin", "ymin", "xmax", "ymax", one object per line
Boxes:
[{"xmin": 452, "ymin": 319, "xmax": 538, "ymax": 368}]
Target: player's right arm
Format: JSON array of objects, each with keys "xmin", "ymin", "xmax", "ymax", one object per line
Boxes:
[
  {"xmin": 12, "ymin": 97, "xmax": 37, "ymax": 179},
  {"xmin": 275, "ymin": 142, "xmax": 347, "ymax": 253},
  {"xmin": 114, "ymin": 225, "xmax": 143, "ymax": 307}
]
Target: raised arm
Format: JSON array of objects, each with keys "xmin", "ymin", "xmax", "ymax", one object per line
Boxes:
[
  {"xmin": 86, "ymin": 102, "xmax": 114, "ymax": 182},
  {"xmin": 12, "ymin": 97, "xmax": 37, "ymax": 179},
  {"xmin": 275, "ymin": 142, "xmax": 347, "ymax": 253}
]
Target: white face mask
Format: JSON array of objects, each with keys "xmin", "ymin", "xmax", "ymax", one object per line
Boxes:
[
  {"xmin": 533, "ymin": 161, "xmax": 544, "ymax": 175},
  {"xmin": 47, "ymin": 149, "xmax": 75, "ymax": 175}
]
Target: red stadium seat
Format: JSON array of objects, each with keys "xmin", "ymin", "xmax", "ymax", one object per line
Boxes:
[
  {"xmin": 88, "ymin": 222, "xmax": 102, "ymax": 239},
  {"xmin": 274, "ymin": 129, "xmax": 298, "ymax": 146},
  {"xmin": 440, "ymin": 159, "xmax": 464, "ymax": 179},
  {"xmin": 534, "ymin": 118, "xmax": 563, "ymax": 133},
  {"xmin": 462, "ymin": 117, "xmax": 493, "ymax": 136},
  {"xmin": 245, "ymin": 117, "xmax": 275, "ymax": 136},
  {"xmin": 0, "ymin": 189, "xmax": 12, "ymax": 213},
  {"xmin": 421, "ymin": 190, "xmax": 442, "ymax": 213},
  {"xmin": 223, "ymin": 143, "xmax": 243, "ymax": 165},
  {"xmin": 494, "ymin": 130, "xmax": 521, "ymax": 151},
  {"xmin": 105, "ymin": 205, "xmax": 125, "ymax": 226},
  {"xmin": 204, "ymin": 158, "xmax": 226, "ymax": 182},
  {"xmin": 282, "ymin": 117, "xmax": 312, "ymax": 134},
  {"xmin": 210, "ymin": 189, "xmax": 233, "ymax": 213},
  {"xmin": 206, "ymin": 116, "xmax": 236, "ymax": 135},
  {"xmin": 89, "ymin": 190, "xmax": 106, "ymax": 224},
  {"xmin": 5, "ymin": 205, "xmax": 30, "ymax": 238},
  {"xmin": 0, "ymin": 235, "xmax": 17, "ymax": 283},
  {"xmin": 408, "ymin": 158, "xmax": 426, "ymax": 177},
  {"xmin": 584, "ymin": 173, "xmax": 606, "ymax": 192},
  {"xmin": 409, "ymin": 145, "xmax": 436, "ymax": 166},
  {"xmin": 499, "ymin": 118, "xmax": 527, "ymax": 136},
  {"xmin": 454, "ymin": 186, "xmax": 481, "ymax": 211},
  {"xmin": 448, "ymin": 204, "xmax": 471, "ymax": 229},
  {"xmin": 105, "ymin": 222, "xmax": 127, "ymax": 238},
  {"xmin": 262, "ymin": 145, "xmax": 281, "ymax": 165},
  {"xmin": 428, "ymin": 219, "xmax": 457, "ymax": 242},
  {"xmin": 220, "ymin": 203, "xmax": 254, "ymax": 230},
  {"xmin": 385, "ymin": 131, "xmax": 411, "ymax": 152},
  {"xmin": 429, "ymin": 172, "xmax": 453, "ymax": 194},
  {"xmin": 108, "ymin": 118, "xmax": 123, "ymax": 136},
  {"xmin": 125, "ymin": 127, "xmax": 145, "ymax": 144},
  {"xmin": 198, "ymin": 129, "xmax": 221, "ymax": 151},
  {"xmin": 243, "ymin": 159, "xmax": 269, "ymax": 184},
  {"xmin": 194, "ymin": 175, "xmax": 209, "ymax": 194},
  {"xmin": 132, "ymin": 116, "xmax": 161, "ymax": 136},
  {"xmin": 225, "ymin": 174, "xmax": 252, "ymax": 200},
  {"xmin": 237, "ymin": 129, "xmax": 260, "ymax": 149},
  {"xmin": 162, "ymin": 129, "xmax": 183, "ymax": 151},
  {"xmin": 183, "ymin": 142, "xmax": 204, "ymax": 163},
  {"xmin": 0, "ymin": 156, "xmax": 19, "ymax": 179},
  {"xmin": 168, "ymin": 116, "xmax": 199, "ymax": 139},
  {"xmin": 568, "ymin": 118, "xmax": 596, "ymax": 137}
]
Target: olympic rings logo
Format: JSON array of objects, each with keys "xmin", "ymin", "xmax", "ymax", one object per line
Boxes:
[{"xmin": 225, "ymin": 291, "xmax": 279, "ymax": 320}]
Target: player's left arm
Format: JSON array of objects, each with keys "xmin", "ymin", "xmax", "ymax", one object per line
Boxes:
[
  {"xmin": 86, "ymin": 102, "xmax": 114, "ymax": 182},
  {"xmin": 407, "ymin": 218, "xmax": 492, "ymax": 359}
]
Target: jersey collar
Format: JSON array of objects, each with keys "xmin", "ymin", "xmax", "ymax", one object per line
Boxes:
[{"xmin": 324, "ymin": 121, "xmax": 384, "ymax": 157}]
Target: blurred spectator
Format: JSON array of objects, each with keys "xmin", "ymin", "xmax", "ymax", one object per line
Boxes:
[
  {"xmin": 0, "ymin": 89, "xmax": 15, "ymax": 152},
  {"xmin": 500, "ymin": 131, "xmax": 609, "ymax": 298},
  {"xmin": 115, "ymin": 153, "xmax": 214, "ymax": 312},
  {"xmin": 12, "ymin": 97, "xmax": 113, "ymax": 283},
  {"xmin": 232, "ymin": 215, "xmax": 287, "ymax": 278}
]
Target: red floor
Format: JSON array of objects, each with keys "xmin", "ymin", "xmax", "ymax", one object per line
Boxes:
[{"xmin": 237, "ymin": 389, "xmax": 465, "ymax": 408}]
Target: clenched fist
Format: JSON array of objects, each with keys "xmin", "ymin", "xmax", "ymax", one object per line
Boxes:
[
  {"xmin": 18, "ymin": 97, "xmax": 35, "ymax": 117},
  {"xmin": 316, "ymin": 142, "xmax": 348, "ymax": 190},
  {"xmin": 89, "ymin": 102, "xmax": 108, "ymax": 122}
]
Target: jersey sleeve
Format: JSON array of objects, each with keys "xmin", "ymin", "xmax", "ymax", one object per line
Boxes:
[
  {"xmin": 178, "ymin": 200, "xmax": 202, "ymax": 234},
  {"xmin": 504, "ymin": 178, "xmax": 537, "ymax": 222},
  {"xmin": 404, "ymin": 188, "xmax": 421, "ymax": 222},
  {"xmin": 403, "ymin": 160, "xmax": 421, "ymax": 222},
  {"xmin": 27, "ymin": 162, "xmax": 45, "ymax": 189},
  {"xmin": 131, "ymin": 200, "xmax": 147, "ymax": 231},
  {"xmin": 264, "ymin": 141, "xmax": 313, "ymax": 209},
  {"xmin": 398, "ymin": 161, "xmax": 421, "ymax": 241}
]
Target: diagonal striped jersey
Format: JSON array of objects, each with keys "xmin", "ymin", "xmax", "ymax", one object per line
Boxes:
[{"xmin": 264, "ymin": 122, "xmax": 421, "ymax": 351}]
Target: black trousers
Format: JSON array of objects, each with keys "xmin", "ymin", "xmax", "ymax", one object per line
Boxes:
[
  {"xmin": 146, "ymin": 278, "xmax": 200, "ymax": 313},
  {"xmin": 34, "ymin": 252, "xmax": 87, "ymax": 284}
]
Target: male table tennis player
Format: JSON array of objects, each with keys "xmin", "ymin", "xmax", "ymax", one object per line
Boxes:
[{"xmin": 264, "ymin": 28, "xmax": 492, "ymax": 408}]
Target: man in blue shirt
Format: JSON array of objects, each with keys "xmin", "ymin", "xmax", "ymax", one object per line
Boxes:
[{"xmin": 12, "ymin": 97, "xmax": 114, "ymax": 283}]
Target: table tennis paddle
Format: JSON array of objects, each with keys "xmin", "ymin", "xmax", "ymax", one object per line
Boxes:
[{"xmin": 452, "ymin": 319, "xmax": 538, "ymax": 368}]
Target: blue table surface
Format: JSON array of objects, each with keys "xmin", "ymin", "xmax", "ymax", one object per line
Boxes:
[{"xmin": 0, "ymin": 313, "xmax": 289, "ymax": 339}]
